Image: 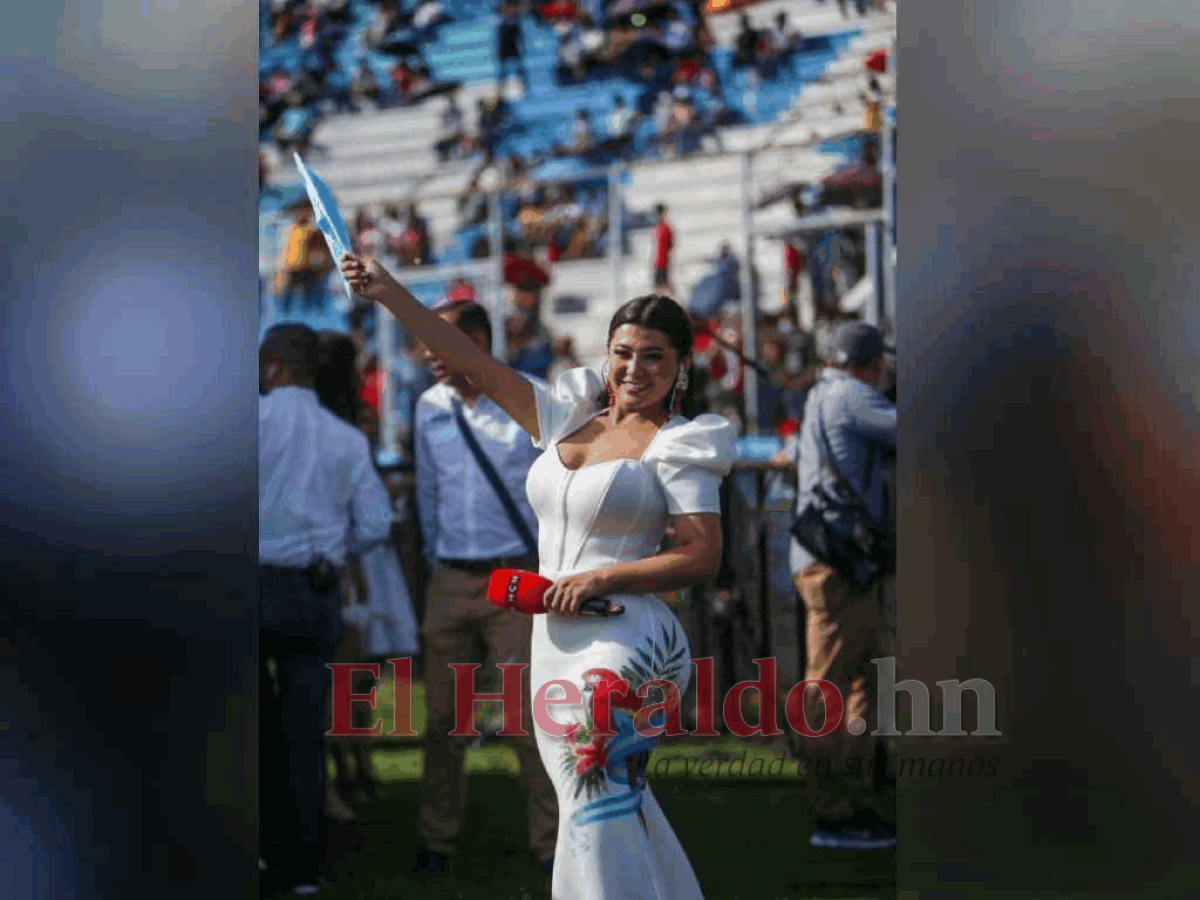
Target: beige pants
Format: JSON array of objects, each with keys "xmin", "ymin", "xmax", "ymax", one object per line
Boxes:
[
  {"xmin": 794, "ymin": 564, "xmax": 889, "ymax": 821},
  {"xmin": 417, "ymin": 563, "xmax": 558, "ymax": 860}
]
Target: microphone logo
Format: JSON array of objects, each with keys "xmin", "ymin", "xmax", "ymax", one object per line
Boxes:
[{"xmin": 506, "ymin": 574, "xmax": 520, "ymax": 608}]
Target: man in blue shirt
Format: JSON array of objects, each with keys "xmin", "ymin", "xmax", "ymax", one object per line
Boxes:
[
  {"xmin": 412, "ymin": 302, "xmax": 558, "ymax": 881},
  {"xmin": 790, "ymin": 320, "xmax": 898, "ymax": 851},
  {"xmin": 258, "ymin": 324, "xmax": 394, "ymax": 896}
]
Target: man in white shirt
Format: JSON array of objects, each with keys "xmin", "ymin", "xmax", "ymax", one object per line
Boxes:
[
  {"xmin": 412, "ymin": 302, "xmax": 558, "ymax": 881},
  {"xmin": 412, "ymin": 0, "xmax": 447, "ymax": 34},
  {"xmin": 563, "ymin": 108, "xmax": 596, "ymax": 156},
  {"xmin": 258, "ymin": 324, "xmax": 395, "ymax": 897},
  {"xmin": 606, "ymin": 94, "xmax": 636, "ymax": 143},
  {"xmin": 434, "ymin": 95, "xmax": 466, "ymax": 161},
  {"xmin": 770, "ymin": 11, "xmax": 800, "ymax": 56}
]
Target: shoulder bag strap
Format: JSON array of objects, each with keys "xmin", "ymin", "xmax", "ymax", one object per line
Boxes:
[
  {"xmin": 814, "ymin": 386, "xmax": 879, "ymax": 517},
  {"xmin": 450, "ymin": 399, "xmax": 538, "ymax": 555}
]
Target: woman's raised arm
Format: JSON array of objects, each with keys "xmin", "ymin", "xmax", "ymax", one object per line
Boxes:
[{"xmin": 341, "ymin": 252, "xmax": 542, "ymax": 442}]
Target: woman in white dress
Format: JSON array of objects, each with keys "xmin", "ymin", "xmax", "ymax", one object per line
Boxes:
[{"xmin": 341, "ymin": 252, "xmax": 735, "ymax": 899}]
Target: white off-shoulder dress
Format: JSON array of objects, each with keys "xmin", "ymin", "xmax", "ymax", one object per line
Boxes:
[{"xmin": 524, "ymin": 368, "xmax": 735, "ymax": 900}]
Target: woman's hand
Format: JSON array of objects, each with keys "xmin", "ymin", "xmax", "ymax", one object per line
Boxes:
[
  {"xmin": 341, "ymin": 252, "xmax": 399, "ymax": 303},
  {"xmin": 339, "ymin": 251, "xmax": 544, "ymax": 440},
  {"xmin": 542, "ymin": 569, "xmax": 613, "ymax": 618}
]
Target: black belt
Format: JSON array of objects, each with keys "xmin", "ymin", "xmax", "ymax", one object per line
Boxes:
[
  {"xmin": 261, "ymin": 559, "xmax": 339, "ymax": 593},
  {"xmin": 439, "ymin": 555, "xmax": 536, "ymax": 574}
]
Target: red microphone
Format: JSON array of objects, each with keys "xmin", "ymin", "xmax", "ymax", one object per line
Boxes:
[{"xmin": 487, "ymin": 569, "xmax": 624, "ymax": 618}]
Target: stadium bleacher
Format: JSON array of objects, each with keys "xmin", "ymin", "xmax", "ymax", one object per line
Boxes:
[{"xmin": 259, "ymin": 0, "xmax": 895, "ymax": 369}]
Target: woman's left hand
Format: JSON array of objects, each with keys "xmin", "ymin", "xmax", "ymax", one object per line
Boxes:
[
  {"xmin": 542, "ymin": 570, "xmax": 612, "ymax": 618},
  {"xmin": 341, "ymin": 252, "xmax": 399, "ymax": 303}
]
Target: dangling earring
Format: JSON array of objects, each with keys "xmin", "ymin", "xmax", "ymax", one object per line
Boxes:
[
  {"xmin": 669, "ymin": 366, "xmax": 689, "ymax": 415},
  {"xmin": 601, "ymin": 360, "xmax": 614, "ymax": 409}
]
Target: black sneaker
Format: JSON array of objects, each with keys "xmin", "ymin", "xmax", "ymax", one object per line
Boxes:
[
  {"xmin": 809, "ymin": 812, "xmax": 898, "ymax": 850},
  {"xmin": 413, "ymin": 844, "xmax": 448, "ymax": 880}
]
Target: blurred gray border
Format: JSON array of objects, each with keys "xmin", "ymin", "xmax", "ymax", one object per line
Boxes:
[
  {"xmin": 2, "ymin": 1, "xmax": 259, "ymax": 897},
  {"xmin": 896, "ymin": 1, "xmax": 1200, "ymax": 894}
]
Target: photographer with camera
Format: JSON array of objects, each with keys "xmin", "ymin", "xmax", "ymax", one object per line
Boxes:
[
  {"xmin": 789, "ymin": 320, "xmax": 897, "ymax": 852},
  {"xmin": 258, "ymin": 324, "xmax": 394, "ymax": 896}
]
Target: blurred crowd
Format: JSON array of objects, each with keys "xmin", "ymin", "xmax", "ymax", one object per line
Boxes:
[
  {"xmin": 682, "ymin": 234, "xmax": 886, "ymax": 436},
  {"xmin": 260, "ymin": 0, "xmax": 460, "ymax": 159},
  {"xmin": 260, "ymin": 0, "xmax": 891, "ymax": 167},
  {"xmin": 260, "ymin": 0, "xmax": 894, "ymax": 306},
  {"xmin": 266, "ymin": 168, "xmax": 885, "ymax": 450},
  {"xmin": 260, "ymin": 0, "xmax": 896, "ymax": 456}
]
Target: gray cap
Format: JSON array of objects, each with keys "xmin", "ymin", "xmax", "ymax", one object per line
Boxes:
[{"xmin": 830, "ymin": 320, "xmax": 885, "ymax": 367}]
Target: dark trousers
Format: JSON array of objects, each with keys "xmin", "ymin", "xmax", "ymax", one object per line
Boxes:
[
  {"xmin": 811, "ymin": 255, "xmax": 839, "ymax": 320},
  {"xmin": 259, "ymin": 566, "xmax": 343, "ymax": 885},
  {"xmin": 497, "ymin": 25, "xmax": 527, "ymax": 86}
]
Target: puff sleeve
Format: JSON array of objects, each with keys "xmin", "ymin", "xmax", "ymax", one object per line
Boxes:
[
  {"xmin": 647, "ymin": 414, "xmax": 737, "ymax": 515},
  {"xmin": 530, "ymin": 366, "xmax": 604, "ymax": 449}
]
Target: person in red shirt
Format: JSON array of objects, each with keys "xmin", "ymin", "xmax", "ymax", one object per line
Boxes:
[
  {"xmin": 674, "ymin": 56, "xmax": 701, "ymax": 84},
  {"xmin": 783, "ymin": 239, "xmax": 807, "ymax": 325},
  {"xmin": 392, "ymin": 60, "xmax": 416, "ymax": 106},
  {"xmin": 443, "ymin": 275, "xmax": 477, "ymax": 306},
  {"xmin": 539, "ymin": 0, "xmax": 575, "ymax": 22},
  {"xmin": 651, "ymin": 203, "xmax": 674, "ymax": 294},
  {"xmin": 691, "ymin": 320, "xmax": 723, "ymax": 388},
  {"xmin": 503, "ymin": 241, "xmax": 552, "ymax": 323},
  {"xmin": 358, "ymin": 353, "xmax": 384, "ymax": 420}
]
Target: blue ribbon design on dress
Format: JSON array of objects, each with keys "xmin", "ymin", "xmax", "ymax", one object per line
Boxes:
[{"xmin": 571, "ymin": 708, "xmax": 665, "ymax": 827}]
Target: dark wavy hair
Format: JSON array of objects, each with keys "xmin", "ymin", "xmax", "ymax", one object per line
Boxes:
[
  {"xmin": 446, "ymin": 301, "xmax": 493, "ymax": 349},
  {"xmin": 604, "ymin": 294, "xmax": 697, "ymax": 417},
  {"xmin": 315, "ymin": 331, "xmax": 363, "ymax": 428}
]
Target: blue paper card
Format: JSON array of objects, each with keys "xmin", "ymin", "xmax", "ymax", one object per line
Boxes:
[{"xmin": 294, "ymin": 152, "xmax": 354, "ymax": 298}]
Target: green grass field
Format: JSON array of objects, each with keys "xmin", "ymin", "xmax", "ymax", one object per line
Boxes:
[{"xmin": 307, "ymin": 680, "xmax": 897, "ymax": 900}]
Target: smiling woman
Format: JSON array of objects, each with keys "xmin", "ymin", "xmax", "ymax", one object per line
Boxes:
[
  {"xmin": 600, "ymin": 293, "xmax": 699, "ymax": 418},
  {"xmin": 556, "ymin": 304, "xmax": 695, "ymax": 471},
  {"xmin": 341, "ymin": 250, "xmax": 735, "ymax": 898},
  {"xmin": 521, "ymin": 356, "xmax": 732, "ymax": 899}
]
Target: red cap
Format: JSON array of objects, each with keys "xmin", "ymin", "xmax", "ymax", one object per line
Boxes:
[{"xmin": 487, "ymin": 569, "xmax": 553, "ymax": 615}]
